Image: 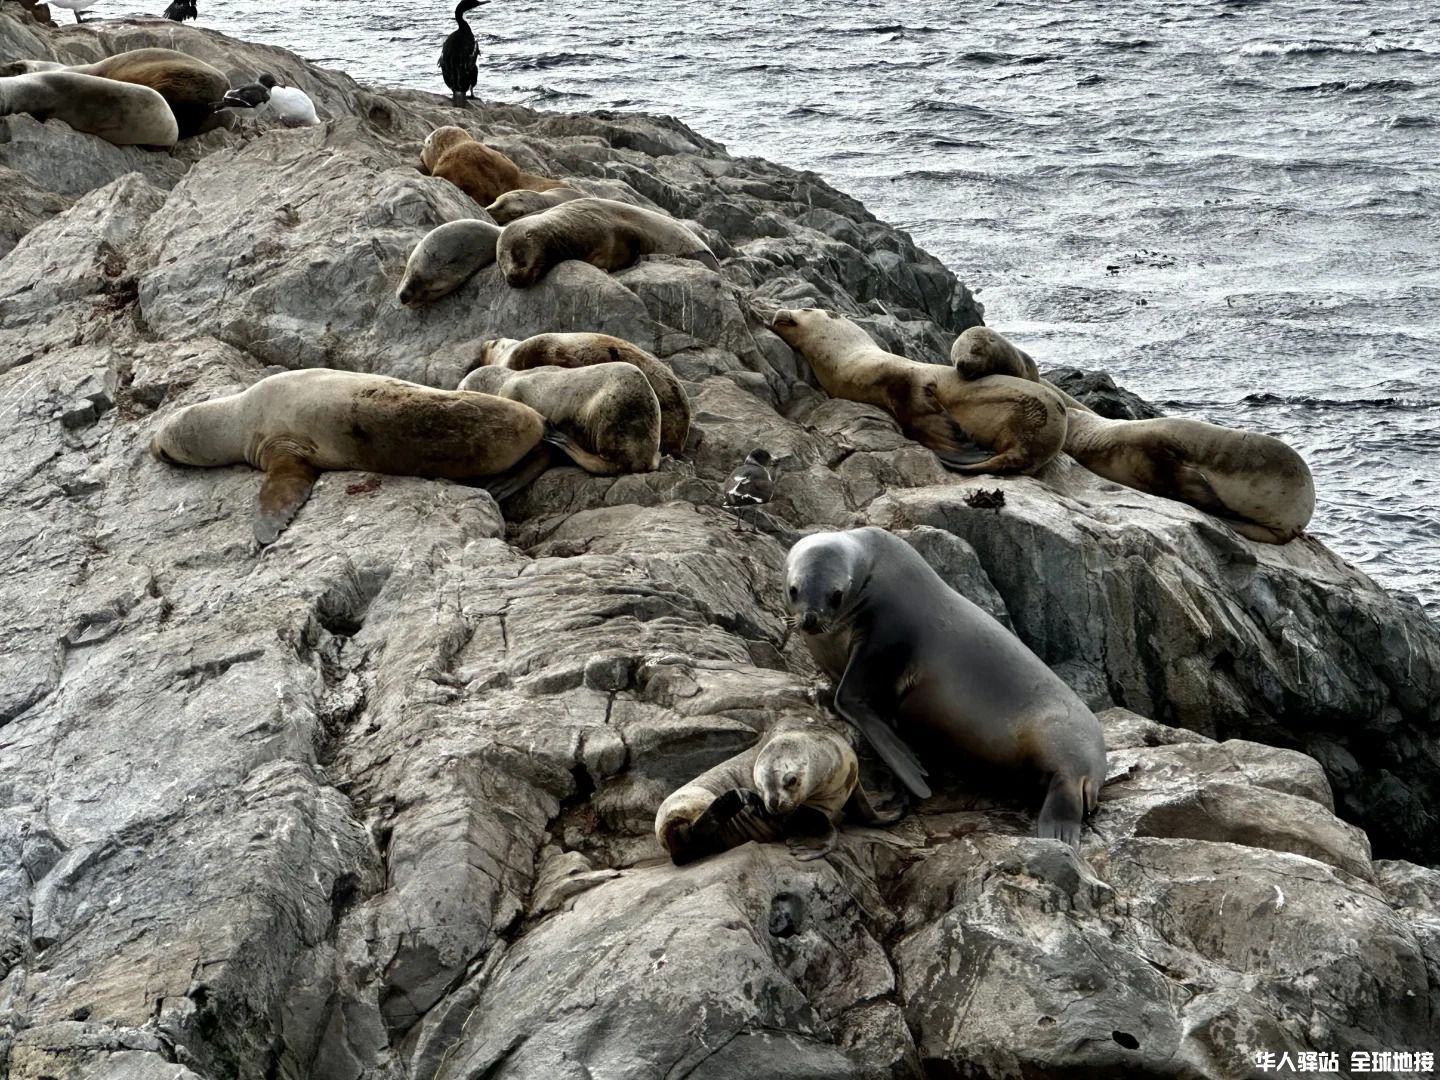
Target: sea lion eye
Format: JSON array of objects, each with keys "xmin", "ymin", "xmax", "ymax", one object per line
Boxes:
[
  {"xmin": 828, "ymin": 589, "xmax": 842, "ymax": 608},
  {"xmin": 789, "ymin": 585, "xmax": 798, "ymax": 601},
  {"xmin": 783, "ymin": 772, "xmax": 799, "ymax": 789}
]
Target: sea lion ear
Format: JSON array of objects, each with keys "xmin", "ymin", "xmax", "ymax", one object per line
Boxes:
[{"xmin": 254, "ymin": 450, "xmax": 319, "ymax": 545}]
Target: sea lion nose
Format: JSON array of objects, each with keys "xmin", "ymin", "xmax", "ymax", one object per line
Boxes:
[
  {"xmin": 800, "ymin": 611, "xmax": 820, "ymax": 632},
  {"xmin": 764, "ymin": 795, "xmax": 782, "ymax": 815}
]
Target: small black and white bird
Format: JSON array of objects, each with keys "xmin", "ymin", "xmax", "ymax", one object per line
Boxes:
[
  {"xmin": 221, "ymin": 73, "xmax": 277, "ymax": 110},
  {"xmin": 162, "ymin": 0, "xmax": 197, "ymax": 22},
  {"xmin": 439, "ymin": 0, "xmax": 485, "ymax": 106},
  {"xmin": 723, "ymin": 448, "xmax": 776, "ymax": 509}
]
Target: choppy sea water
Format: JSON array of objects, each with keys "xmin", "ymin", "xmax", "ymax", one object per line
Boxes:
[{"xmin": 116, "ymin": 0, "xmax": 1440, "ymax": 615}]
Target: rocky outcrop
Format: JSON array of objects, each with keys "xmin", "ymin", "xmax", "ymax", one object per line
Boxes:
[{"xmin": 1, "ymin": 8, "xmax": 1438, "ymax": 1079}]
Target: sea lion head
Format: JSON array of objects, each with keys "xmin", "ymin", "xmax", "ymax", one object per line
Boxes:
[
  {"xmin": 396, "ymin": 219, "xmax": 500, "ymax": 306},
  {"xmin": 0, "ymin": 59, "xmax": 63, "ymax": 76},
  {"xmin": 421, "ymin": 124, "xmax": 472, "ymax": 171},
  {"xmin": 784, "ymin": 530, "xmax": 866, "ymax": 636},
  {"xmin": 950, "ymin": 326, "xmax": 1037, "ymax": 382},
  {"xmin": 150, "ymin": 402, "xmax": 228, "ymax": 467},
  {"xmin": 497, "ymin": 224, "xmax": 547, "ymax": 288},
  {"xmin": 485, "ymin": 188, "xmax": 552, "ymax": 225},
  {"xmin": 753, "ymin": 729, "xmax": 823, "ymax": 816}
]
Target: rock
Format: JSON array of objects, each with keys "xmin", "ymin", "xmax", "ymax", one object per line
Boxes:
[
  {"xmin": 1, "ymin": 7, "xmax": 1437, "ymax": 1079},
  {"xmin": 1044, "ymin": 364, "xmax": 1165, "ymax": 419}
]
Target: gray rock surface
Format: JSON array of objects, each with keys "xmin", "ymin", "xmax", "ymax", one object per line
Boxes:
[{"xmin": 1, "ymin": 7, "xmax": 1438, "ymax": 1079}]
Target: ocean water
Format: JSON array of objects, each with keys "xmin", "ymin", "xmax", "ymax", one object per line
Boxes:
[{"xmin": 128, "ymin": 0, "xmax": 1440, "ymax": 614}]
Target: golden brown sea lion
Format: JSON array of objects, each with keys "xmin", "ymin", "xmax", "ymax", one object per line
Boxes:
[
  {"xmin": 473, "ymin": 332, "xmax": 690, "ymax": 458},
  {"xmin": 457, "ymin": 362, "xmax": 661, "ymax": 475},
  {"xmin": 150, "ymin": 369, "xmax": 594, "ymax": 543},
  {"xmin": 769, "ymin": 307, "xmax": 1067, "ymax": 475},
  {"xmin": 497, "ymin": 198, "xmax": 719, "ymax": 287},
  {"xmin": 655, "ymin": 721, "xmax": 902, "ymax": 865},
  {"xmin": 420, "ymin": 125, "xmax": 566, "ymax": 206},
  {"xmin": 0, "ymin": 70, "xmax": 178, "ymax": 146},
  {"xmin": 1062, "ymin": 409, "xmax": 1315, "ymax": 544}
]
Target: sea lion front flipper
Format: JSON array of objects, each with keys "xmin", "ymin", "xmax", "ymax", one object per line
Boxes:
[
  {"xmin": 832, "ymin": 675, "xmax": 932, "ymax": 799},
  {"xmin": 1037, "ymin": 772, "xmax": 1086, "ymax": 851},
  {"xmin": 1171, "ymin": 462, "xmax": 1231, "ymax": 516},
  {"xmin": 255, "ymin": 451, "xmax": 320, "ymax": 545}
]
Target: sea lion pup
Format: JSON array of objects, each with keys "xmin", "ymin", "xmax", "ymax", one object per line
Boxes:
[
  {"xmin": 784, "ymin": 527, "xmax": 1108, "ymax": 850},
  {"xmin": 4, "ymin": 49, "xmax": 230, "ymax": 137},
  {"xmin": 950, "ymin": 325, "xmax": 1097, "ymax": 415},
  {"xmin": 474, "ymin": 332, "xmax": 690, "ymax": 457},
  {"xmin": 457, "ymin": 362, "xmax": 661, "ymax": 475},
  {"xmin": 1062, "ymin": 409, "xmax": 1315, "ymax": 544},
  {"xmin": 420, "ymin": 125, "xmax": 566, "ymax": 205},
  {"xmin": 497, "ymin": 198, "xmax": 720, "ymax": 287},
  {"xmin": 655, "ymin": 722, "xmax": 902, "ymax": 865},
  {"xmin": 769, "ymin": 307, "xmax": 1066, "ymax": 475},
  {"xmin": 396, "ymin": 219, "xmax": 501, "ymax": 306},
  {"xmin": 484, "ymin": 186, "xmax": 585, "ymax": 224},
  {"xmin": 0, "ymin": 71, "xmax": 179, "ymax": 147},
  {"xmin": 150, "ymin": 369, "xmax": 594, "ymax": 544}
]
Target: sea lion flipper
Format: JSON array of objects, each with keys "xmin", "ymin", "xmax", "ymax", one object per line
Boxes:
[
  {"xmin": 846, "ymin": 784, "xmax": 907, "ymax": 827},
  {"xmin": 789, "ymin": 819, "xmax": 838, "ymax": 862},
  {"xmin": 1171, "ymin": 463, "xmax": 1230, "ymax": 515},
  {"xmin": 832, "ymin": 692, "xmax": 931, "ymax": 799},
  {"xmin": 254, "ymin": 452, "xmax": 319, "ymax": 545},
  {"xmin": 1037, "ymin": 772, "xmax": 1085, "ymax": 851}
]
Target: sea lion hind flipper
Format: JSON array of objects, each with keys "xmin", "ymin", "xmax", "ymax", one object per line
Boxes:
[
  {"xmin": 845, "ymin": 784, "xmax": 907, "ymax": 827},
  {"xmin": 254, "ymin": 452, "xmax": 320, "ymax": 545},
  {"xmin": 540, "ymin": 420, "xmax": 622, "ymax": 476},
  {"xmin": 789, "ymin": 818, "xmax": 839, "ymax": 862},
  {"xmin": 1037, "ymin": 772, "xmax": 1085, "ymax": 850},
  {"xmin": 480, "ymin": 444, "xmax": 555, "ymax": 501}
]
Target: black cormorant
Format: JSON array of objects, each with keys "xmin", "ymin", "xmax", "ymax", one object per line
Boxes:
[
  {"xmin": 439, "ymin": 0, "xmax": 485, "ymax": 107},
  {"xmin": 163, "ymin": 0, "xmax": 197, "ymax": 21},
  {"xmin": 221, "ymin": 73, "xmax": 277, "ymax": 110}
]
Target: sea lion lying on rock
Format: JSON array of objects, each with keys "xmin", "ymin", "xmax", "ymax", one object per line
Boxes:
[
  {"xmin": 0, "ymin": 70, "xmax": 179, "ymax": 147},
  {"xmin": 485, "ymin": 186, "xmax": 585, "ymax": 224},
  {"xmin": 769, "ymin": 306, "xmax": 1067, "ymax": 475},
  {"xmin": 655, "ymin": 721, "xmax": 903, "ymax": 865},
  {"xmin": 2, "ymin": 48, "xmax": 230, "ymax": 137},
  {"xmin": 1062, "ymin": 409, "xmax": 1315, "ymax": 544},
  {"xmin": 497, "ymin": 197, "xmax": 719, "ymax": 287},
  {"xmin": 950, "ymin": 325, "xmax": 1096, "ymax": 414},
  {"xmin": 473, "ymin": 332, "xmax": 691, "ymax": 457},
  {"xmin": 458, "ymin": 362, "xmax": 661, "ymax": 475},
  {"xmin": 785, "ymin": 527, "xmax": 1108, "ymax": 849},
  {"xmin": 420, "ymin": 124, "xmax": 567, "ymax": 205},
  {"xmin": 395, "ymin": 219, "xmax": 501, "ymax": 306},
  {"xmin": 150, "ymin": 369, "xmax": 593, "ymax": 543}
]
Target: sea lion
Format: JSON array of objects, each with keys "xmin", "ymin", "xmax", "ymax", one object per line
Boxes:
[
  {"xmin": 473, "ymin": 332, "xmax": 690, "ymax": 457},
  {"xmin": 457, "ymin": 362, "xmax": 661, "ymax": 475},
  {"xmin": 2, "ymin": 49, "xmax": 229, "ymax": 138},
  {"xmin": 396, "ymin": 219, "xmax": 501, "ymax": 306},
  {"xmin": 769, "ymin": 307, "xmax": 1067, "ymax": 475},
  {"xmin": 1062, "ymin": 409, "xmax": 1315, "ymax": 544},
  {"xmin": 0, "ymin": 71, "xmax": 178, "ymax": 147},
  {"xmin": 949, "ymin": 325, "xmax": 1097, "ymax": 414},
  {"xmin": 420, "ymin": 125, "xmax": 566, "ymax": 206},
  {"xmin": 655, "ymin": 721, "xmax": 902, "ymax": 865},
  {"xmin": 497, "ymin": 197, "xmax": 720, "ymax": 287},
  {"xmin": 150, "ymin": 369, "xmax": 594, "ymax": 543},
  {"xmin": 784, "ymin": 527, "xmax": 1107, "ymax": 849},
  {"xmin": 484, "ymin": 185, "xmax": 585, "ymax": 224}
]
